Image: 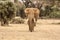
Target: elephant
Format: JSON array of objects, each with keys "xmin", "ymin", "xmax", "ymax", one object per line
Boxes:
[{"xmin": 24, "ymin": 8, "xmax": 40, "ymax": 32}]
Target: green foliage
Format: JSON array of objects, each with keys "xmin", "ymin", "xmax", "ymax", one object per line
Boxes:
[
  {"xmin": 10, "ymin": 17, "xmax": 25, "ymax": 24},
  {"xmin": 0, "ymin": 1, "xmax": 17, "ymax": 26},
  {"xmin": 49, "ymin": 9, "xmax": 60, "ymax": 18},
  {"xmin": 48, "ymin": 4, "xmax": 60, "ymax": 18},
  {"xmin": 0, "ymin": 1, "xmax": 17, "ymax": 20},
  {"xmin": 41, "ymin": 4, "xmax": 60, "ymax": 19},
  {"xmin": 0, "ymin": 0, "xmax": 10, "ymax": 1}
]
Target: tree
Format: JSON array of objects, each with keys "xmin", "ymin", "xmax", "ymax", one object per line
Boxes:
[{"xmin": 0, "ymin": 1, "xmax": 17, "ymax": 26}]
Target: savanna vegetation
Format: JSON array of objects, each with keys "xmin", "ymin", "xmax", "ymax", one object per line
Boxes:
[
  {"xmin": 0, "ymin": 1, "xmax": 17, "ymax": 26},
  {"xmin": 0, "ymin": 0, "xmax": 60, "ymax": 26}
]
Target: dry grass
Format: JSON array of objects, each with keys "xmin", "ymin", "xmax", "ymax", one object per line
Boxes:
[{"xmin": 0, "ymin": 19, "xmax": 60, "ymax": 40}]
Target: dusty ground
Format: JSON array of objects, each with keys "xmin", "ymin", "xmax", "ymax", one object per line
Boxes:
[{"xmin": 0, "ymin": 19, "xmax": 60, "ymax": 40}]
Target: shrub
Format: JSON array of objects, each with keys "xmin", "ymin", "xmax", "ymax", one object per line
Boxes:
[
  {"xmin": 0, "ymin": 1, "xmax": 17, "ymax": 26},
  {"xmin": 10, "ymin": 17, "xmax": 25, "ymax": 24},
  {"xmin": 49, "ymin": 5, "xmax": 60, "ymax": 18},
  {"xmin": 40, "ymin": 5, "xmax": 60, "ymax": 19},
  {"xmin": 16, "ymin": 2, "xmax": 26, "ymax": 18}
]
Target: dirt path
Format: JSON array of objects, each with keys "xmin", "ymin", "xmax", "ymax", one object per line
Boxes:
[{"xmin": 0, "ymin": 19, "xmax": 60, "ymax": 40}]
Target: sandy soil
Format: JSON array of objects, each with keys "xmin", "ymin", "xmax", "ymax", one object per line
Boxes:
[{"xmin": 0, "ymin": 19, "xmax": 60, "ymax": 40}]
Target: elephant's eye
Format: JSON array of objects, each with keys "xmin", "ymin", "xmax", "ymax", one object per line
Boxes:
[
  {"xmin": 34, "ymin": 9, "xmax": 37, "ymax": 11},
  {"xmin": 27, "ymin": 9, "xmax": 29, "ymax": 11}
]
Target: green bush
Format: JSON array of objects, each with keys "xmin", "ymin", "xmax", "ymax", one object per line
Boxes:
[
  {"xmin": 49, "ymin": 11, "xmax": 60, "ymax": 18},
  {"xmin": 41, "ymin": 5, "xmax": 60, "ymax": 19},
  {"xmin": 10, "ymin": 17, "xmax": 25, "ymax": 24},
  {"xmin": 16, "ymin": 2, "xmax": 26, "ymax": 18},
  {"xmin": 49, "ymin": 5, "xmax": 60, "ymax": 18},
  {"xmin": 0, "ymin": 1, "xmax": 17, "ymax": 26}
]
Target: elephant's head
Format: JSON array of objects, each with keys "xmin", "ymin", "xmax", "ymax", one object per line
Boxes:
[{"xmin": 24, "ymin": 8, "xmax": 40, "ymax": 17}]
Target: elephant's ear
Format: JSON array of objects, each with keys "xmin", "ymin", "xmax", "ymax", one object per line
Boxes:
[
  {"xmin": 24, "ymin": 8, "xmax": 30, "ymax": 16},
  {"xmin": 33, "ymin": 8, "xmax": 40, "ymax": 18},
  {"xmin": 33, "ymin": 8, "xmax": 40, "ymax": 14},
  {"xmin": 24, "ymin": 8, "xmax": 29, "ymax": 14}
]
